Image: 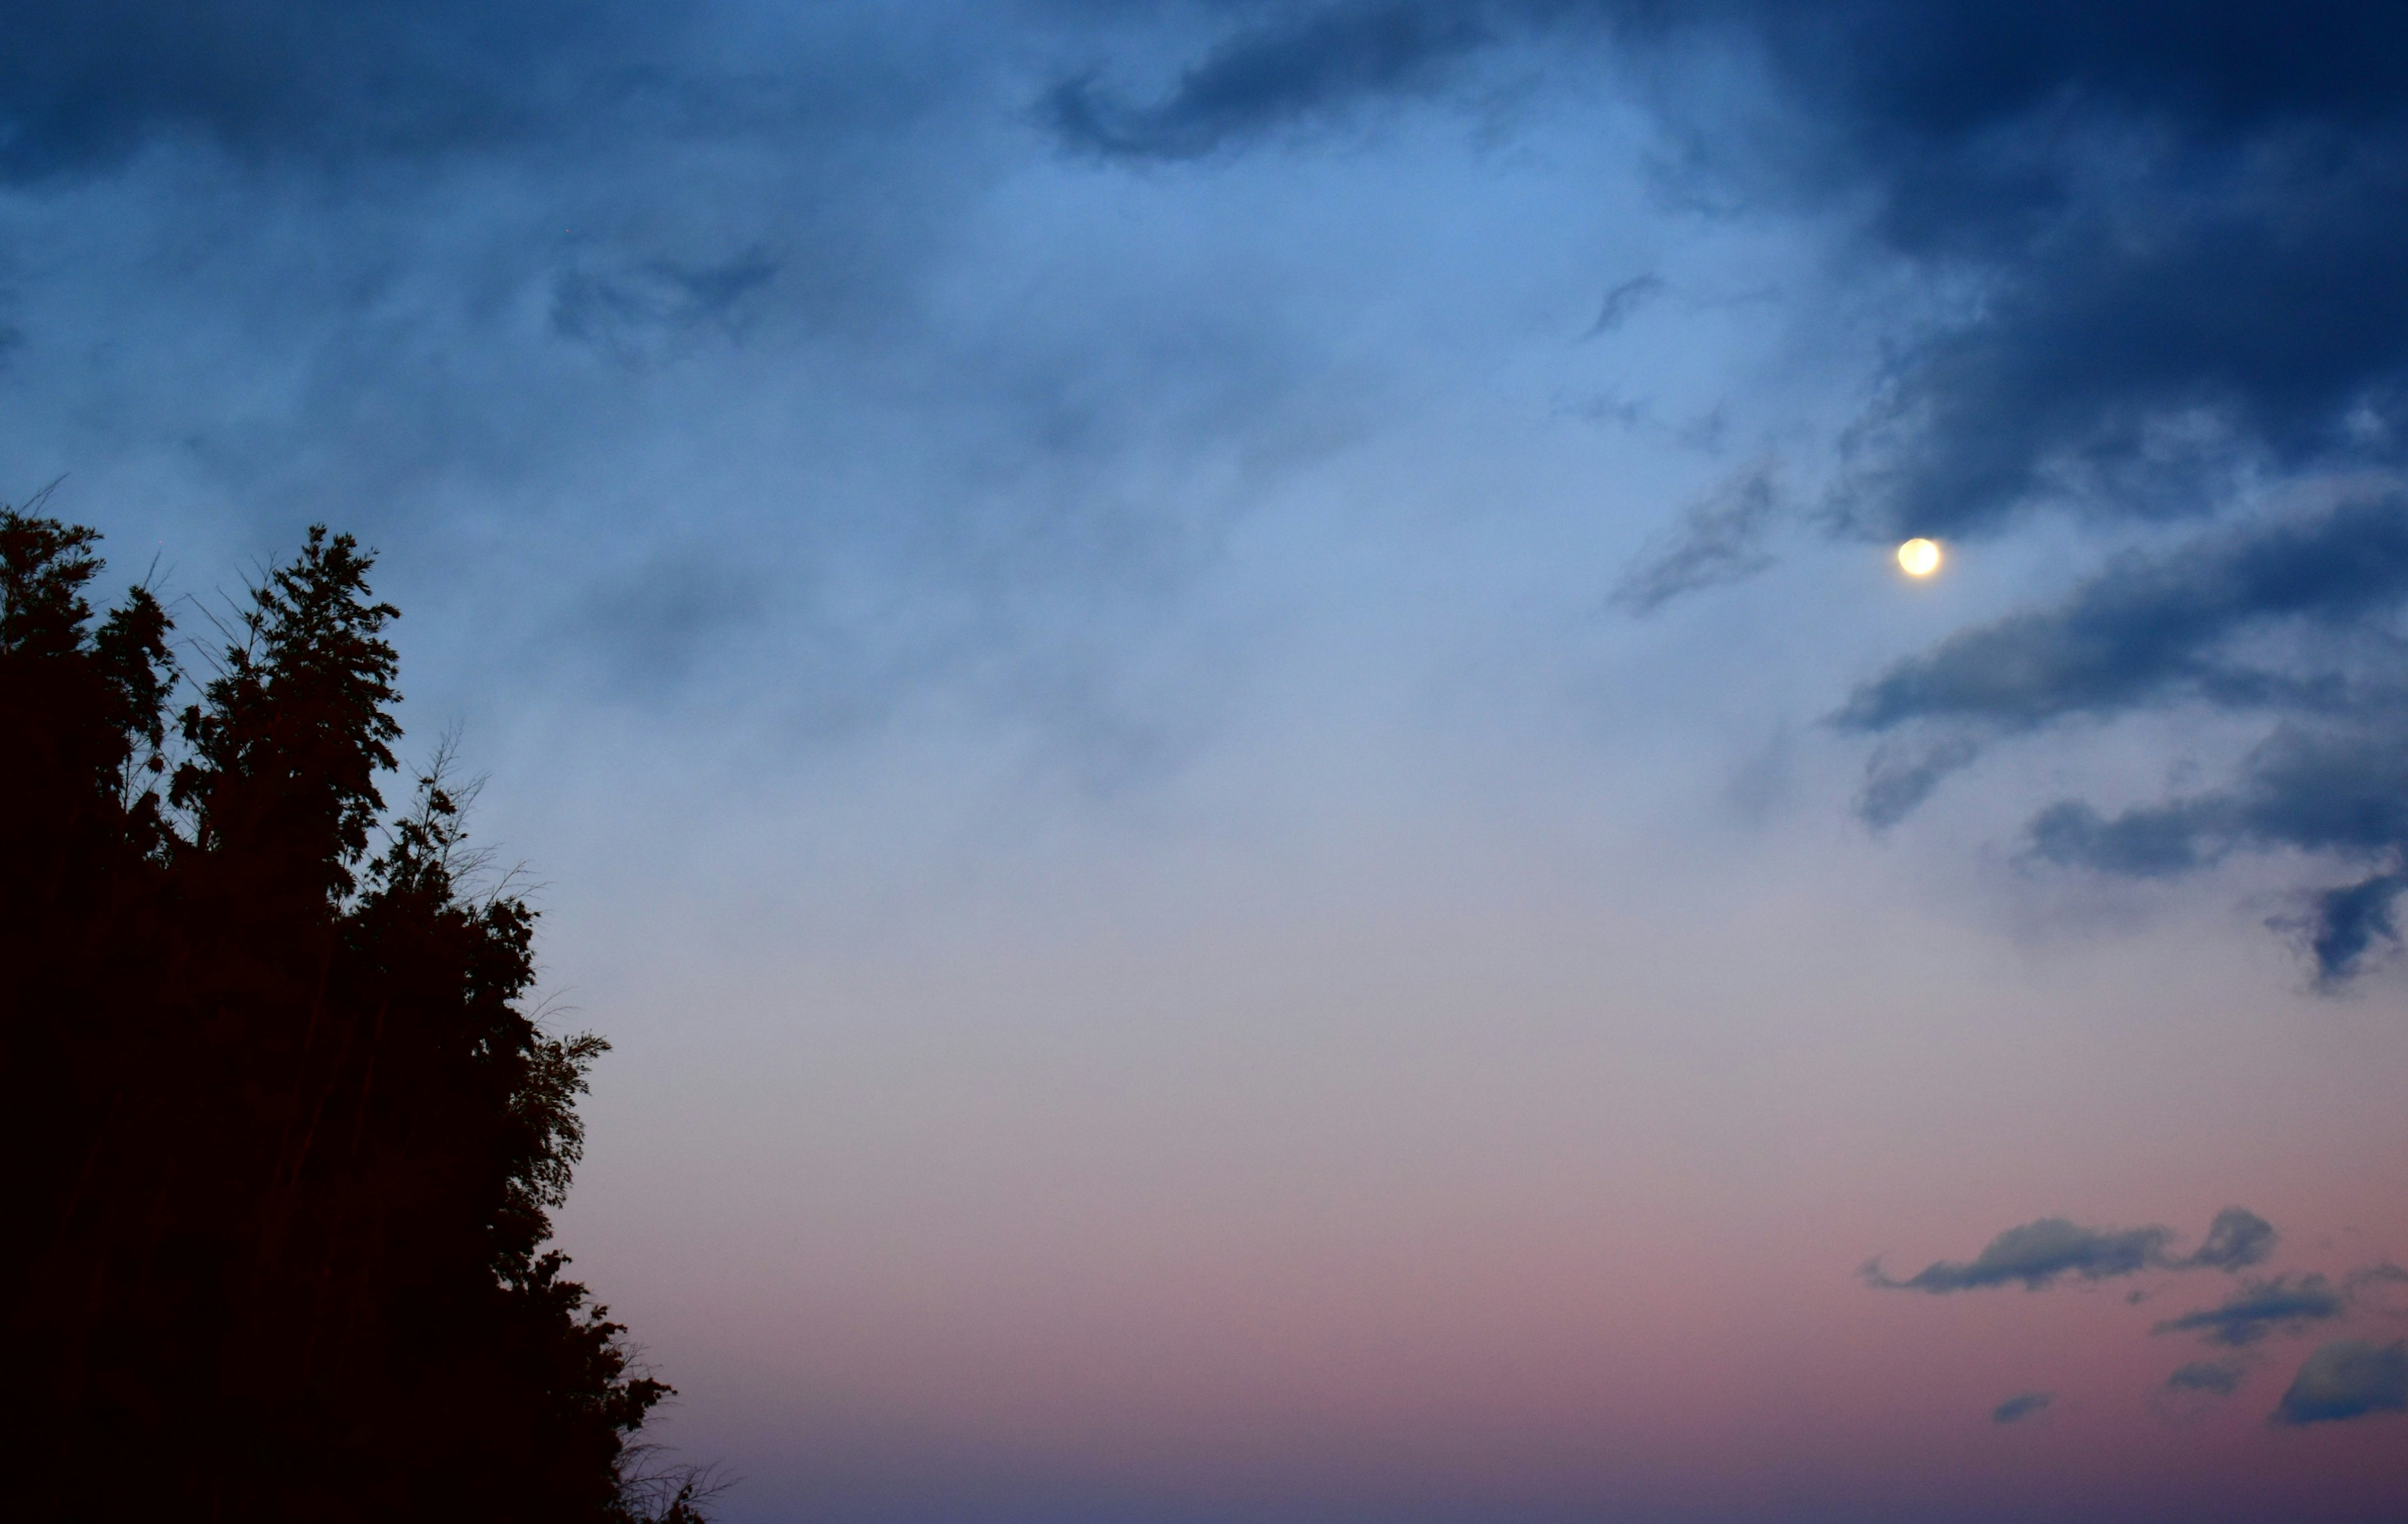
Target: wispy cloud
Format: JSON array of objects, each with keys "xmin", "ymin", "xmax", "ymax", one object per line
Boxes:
[
  {"xmin": 1610, "ymin": 463, "xmax": 1782, "ymax": 615},
  {"xmin": 2152, "ymin": 1275, "xmax": 2346, "ymax": 1348},
  {"xmin": 2166, "ymin": 1358, "xmax": 2249, "ymax": 1398},
  {"xmin": 1990, "ymin": 1391, "xmax": 2052, "ymax": 1425}
]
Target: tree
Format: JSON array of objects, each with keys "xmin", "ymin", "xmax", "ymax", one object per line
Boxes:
[{"xmin": 0, "ymin": 505, "xmax": 709, "ymax": 1521}]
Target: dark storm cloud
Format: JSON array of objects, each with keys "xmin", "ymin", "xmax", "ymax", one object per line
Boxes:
[
  {"xmin": 2152, "ymin": 1275, "xmax": 2345, "ymax": 1348},
  {"xmin": 2166, "ymin": 1358, "xmax": 2248, "ymax": 1397},
  {"xmin": 0, "ymin": 0, "xmax": 695, "ymax": 179},
  {"xmin": 2270, "ymin": 1339, "xmax": 2408, "ymax": 1426},
  {"xmin": 1989, "ymin": 1392, "xmax": 2051, "ymax": 1425},
  {"xmin": 1864, "ymin": 1208, "xmax": 2273, "ymax": 1294}
]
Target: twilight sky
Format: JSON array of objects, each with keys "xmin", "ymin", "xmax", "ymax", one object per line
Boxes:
[{"xmin": 9, "ymin": 3, "xmax": 2408, "ymax": 1519}]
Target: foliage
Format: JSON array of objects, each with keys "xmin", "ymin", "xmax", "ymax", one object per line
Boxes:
[{"xmin": 0, "ymin": 506, "xmax": 704, "ymax": 1521}]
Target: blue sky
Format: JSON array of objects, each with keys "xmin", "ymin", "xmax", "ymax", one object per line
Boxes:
[{"xmin": 8, "ymin": 4, "xmax": 2408, "ymax": 1518}]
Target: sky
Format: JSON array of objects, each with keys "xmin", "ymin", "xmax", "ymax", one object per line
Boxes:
[{"xmin": 8, "ymin": 3, "xmax": 2408, "ymax": 1519}]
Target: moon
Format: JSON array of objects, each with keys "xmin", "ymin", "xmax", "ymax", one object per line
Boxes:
[{"xmin": 1897, "ymin": 537, "xmax": 1941, "ymax": 577}]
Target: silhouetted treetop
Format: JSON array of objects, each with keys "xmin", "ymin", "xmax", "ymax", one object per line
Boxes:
[
  {"xmin": 172, "ymin": 524, "xmax": 403, "ymax": 902},
  {"xmin": 1, "ymin": 504, "xmax": 710, "ymax": 1522}
]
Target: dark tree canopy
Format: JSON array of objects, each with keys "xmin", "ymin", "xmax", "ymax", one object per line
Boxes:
[{"xmin": 0, "ymin": 506, "xmax": 711, "ymax": 1521}]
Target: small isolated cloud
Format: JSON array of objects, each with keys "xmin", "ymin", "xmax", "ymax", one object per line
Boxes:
[
  {"xmin": 1991, "ymin": 1392, "xmax": 2052, "ymax": 1425},
  {"xmin": 2153, "ymin": 1275, "xmax": 2345, "ymax": 1348},
  {"xmin": 1864, "ymin": 1217, "xmax": 2173, "ymax": 1293},
  {"xmin": 2271, "ymin": 1340, "xmax": 2408, "ymax": 1426},
  {"xmin": 2167, "ymin": 1358, "xmax": 2249, "ymax": 1398}
]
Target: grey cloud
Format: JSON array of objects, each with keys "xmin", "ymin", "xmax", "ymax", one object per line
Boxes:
[
  {"xmin": 2271, "ymin": 1338, "xmax": 2408, "ymax": 1426},
  {"xmin": 1864, "ymin": 1217, "xmax": 2173, "ymax": 1293},
  {"xmin": 1835, "ymin": 494, "xmax": 2408, "ymax": 981},
  {"xmin": 1042, "ymin": 1, "xmax": 1501, "ymax": 162},
  {"xmin": 1837, "ymin": 494, "xmax": 2408, "ymax": 737},
  {"xmin": 2030, "ymin": 726, "xmax": 2408, "ymax": 983},
  {"xmin": 552, "ymin": 250, "xmax": 784, "ymax": 356},
  {"xmin": 1608, "ymin": 463, "xmax": 1779, "ymax": 615},
  {"xmin": 1990, "ymin": 1392, "xmax": 2051, "ymax": 1425},
  {"xmin": 1584, "ymin": 273, "xmax": 1665, "ymax": 337},
  {"xmin": 1864, "ymin": 1208, "xmax": 2274, "ymax": 1294},
  {"xmin": 1047, "ymin": 3, "xmax": 2408, "ymax": 533},
  {"xmin": 2152, "ymin": 1275, "xmax": 2345, "ymax": 1348},
  {"xmin": 2280, "ymin": 869, "xmax": 2408, "ymax": 987},
  {"xmin": 1852, "ymin": 732, "xmax": 1981, "ymax": 832},
  {"xmin": 1049, "ymin": 3, "xmax": 2408, "ymax": 983},
  {"xmin": 0, "ymin": 0, "xmax": 692, "ymax": 180},
  {"xmin": 564, "ymin": 548, "xmax": 773, "ymax": 700},
  {"xmin": 2346, "ymin": 1261, "xmax": 2408, "ymax": 1311},
  {"xmin": 2178, "ymin": 1208, "xmax": 2277, "ymax": 1272},
  {"xmin": 2167, "ymin": 1358, "xmax": 2248, "ymax": 1398}
]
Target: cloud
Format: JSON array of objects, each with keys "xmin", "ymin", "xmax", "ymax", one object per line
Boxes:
[
  {"xmin": 1864, "ymin": 1217, "xmax": 2173, "ymax": 1293},
  {"xmin": 2271, "ymin": 1339, "xmax": 2408, "ymax": 1426},
  {"xmin": 2177, "ymin": 1208, "xmax": 2278, "ymax": 1271},
  {"xmin": 1990, "ymin": 1392, "xmax": 2051, "ymax": 1425},
  {"xmin": 2028, "ymin": 722, "xmax": 2408, "ymax": 984},
  {"xmin": 552, "ymin": 250, "xmax": 785, "ymax": 357},
  {"xmin": 1864, "ymin": 1208, "xmax": 2274, "ymax": 1294},
  {"xmin": 2167, "ymin": 1358, "xmax": 2249, "ymax": 1398},
  {"xmin": 1584, "ymin": 273, "xmax": 1665, "ymax": 337},
  {"xmin": 1048, "ymin": 4, "xmax": 2408, "ymax": 980},
  {"xmin": 2346, "ymin": 1261, "xmax": 2408, "ymax": 1313},
  {"xmin": 1047, "ymin": 3, "xmax": 2408, "ymax": 537},
  {"xmin": 2152, "ymin": 1275, "xmax": 2345, "ymax": 1348},
  {"xmin": 0, "ymin": 0, "xmax": 690, "ymax": 181},
  {"xmin": 1042, "ymin": 2, "xmax": 1502, "ymax": 162},
  {"xmin": 1837, "ymin": 494, "xmax": 2408, "ymax": 737},
  {"xmin": 1834, "ymin": 493, "xmax": 2408, "ymax": 980},
  {"xmin": 1610, "ymin": 463, "xmax": 1781, "ymax": 615}
]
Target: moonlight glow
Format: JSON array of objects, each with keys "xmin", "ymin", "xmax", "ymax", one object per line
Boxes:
[{"xmin": 1897, "ymin": 538, "xmax": 1941, "ymax": 576}]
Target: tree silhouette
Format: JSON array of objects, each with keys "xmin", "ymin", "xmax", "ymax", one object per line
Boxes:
[{"xmin": 1, "ymin": 506, "xmax": 714, "ymax": 1521}]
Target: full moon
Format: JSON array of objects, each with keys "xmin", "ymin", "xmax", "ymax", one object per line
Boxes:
[{"xmin": 1897, "ymin": 537, "xmax": 1941, "ymax": 576}]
